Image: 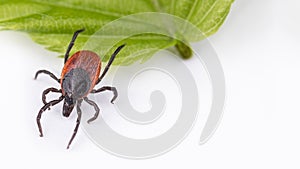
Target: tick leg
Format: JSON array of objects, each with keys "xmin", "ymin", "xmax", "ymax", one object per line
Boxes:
[
  {"xmin": 36, "ymin": 96, "xmax": 64, "ymax": 137},
  {"xmin": 84, "ymin": 97, "xmax": 100, "ymax": 123},
  {"xmin": 42, "ymin": 88, "xmax": 62, "ymax": 105},
  {"xmin": 96, "ymin": 44, "xmax": 125, "ymax": 84},
  {"xmin": 91, "ymin": 86, "xmax": 118, "ymax": 104},
  {"xmin": 34, "ymin": 70, "xmax": 60, "ymax": 83},
  {"xmin": 64, "ymin": 29, "xmax": 85, "ymax": 64},
  {"xmin": 67, "ymin": 99, "xmax": 83, "ymax": 149}
]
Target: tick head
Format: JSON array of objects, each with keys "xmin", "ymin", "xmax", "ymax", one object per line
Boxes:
[{"xmin": 62, "ymin": 94, "xmax": 75, "ymax": 117}]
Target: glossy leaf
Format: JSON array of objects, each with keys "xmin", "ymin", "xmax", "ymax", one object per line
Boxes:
[{"xmin": 0, "ymin": 0, "xmax": 234, "ymax": 64}]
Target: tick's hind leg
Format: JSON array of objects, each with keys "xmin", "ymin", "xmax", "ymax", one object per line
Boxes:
[
  {"xmin": 64, "ymin": 29, "xmax": 85, "ymax": 64},
  {"xmin": 96, "ymin": 44, "xmax": 125, "ymax": 84},
  {"xmin": 34, "ymin": 70, "xmax": 60, "ymax": 83},
  {"xmin": 84, "ymin": 97, "xmax": 100, "ymax": 123},
  {"xmin": 67, "ymin": 99, "xmax": 83, "ymax": 149},
  {"xmin": 37, "ymin": 96, "xmax": 64, "ymax": 137},
  {"xmin": 91, "ymin": 86, "xmax": 118, "ymax": 104}
]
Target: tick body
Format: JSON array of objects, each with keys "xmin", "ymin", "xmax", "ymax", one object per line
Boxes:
[{"xmin": 34, "ymin": 29, "xmax": 125, "ymax": 149}]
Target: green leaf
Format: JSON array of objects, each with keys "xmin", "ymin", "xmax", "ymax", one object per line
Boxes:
[{"xmin": 0, "ymin": 0, "xmax": 234, "ymax": 65}]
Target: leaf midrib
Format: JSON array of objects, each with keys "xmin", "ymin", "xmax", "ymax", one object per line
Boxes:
[{"xmin": 185, "ymin": 0, "xmax": 200, "ymax": 21}]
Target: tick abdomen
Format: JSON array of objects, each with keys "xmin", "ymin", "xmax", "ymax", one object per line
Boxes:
[{"xmin": 60, "ymin": 50, "xmax": 101, "ymax": 97}]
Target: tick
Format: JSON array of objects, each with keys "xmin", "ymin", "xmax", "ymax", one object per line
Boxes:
[{"xmin": 34, "ymin": 29, "xmax": 125, "ymax": 149}]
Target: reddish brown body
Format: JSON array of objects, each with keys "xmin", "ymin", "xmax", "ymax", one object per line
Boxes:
[
  {"xmin": 61, "ymin": 50, "xmax": 101, "ymax": 97},
  {"xmin": 34, "ymin": 28, "xmax": 125, "ymax": 149}
]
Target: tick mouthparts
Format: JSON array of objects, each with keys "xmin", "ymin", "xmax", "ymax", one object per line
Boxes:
[{"xmin": 67, "ymin": 93, "xmax": 73, "ymax": 97}]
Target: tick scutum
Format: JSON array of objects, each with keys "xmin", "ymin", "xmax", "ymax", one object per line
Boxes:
[
  {"xmin": 62, "ymin": 68, "xmax": 91, "ymax": 117},
  {"xmin": 62, "ymin": 68, "xmax": 92, "ymax": 99}
]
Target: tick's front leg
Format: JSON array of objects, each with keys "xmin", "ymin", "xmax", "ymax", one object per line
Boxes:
[
  {"xmin": 84, "ymin": 97, "xmax": 100, "ymax": 123},
  {"xmin": 42, "ymin": 87, "xmax": 62, "ymax": 105},
  {"xmin": 67, "ymin": 99, "xmax": 83, "ymax": 149},
  {"xmin": 37, "ymin": 96, "xmax": 64, "ymax": 137}
]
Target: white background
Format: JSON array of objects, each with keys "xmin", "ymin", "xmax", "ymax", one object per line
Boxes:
[{"xmin": 0, "ymin": 0, "xmax": 300, "ymax": 168}]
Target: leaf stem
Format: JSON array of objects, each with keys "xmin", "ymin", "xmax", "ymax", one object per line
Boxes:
[{"xmin": 175, "ymin": 40, "xmax": 192, "ymax": 59}]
